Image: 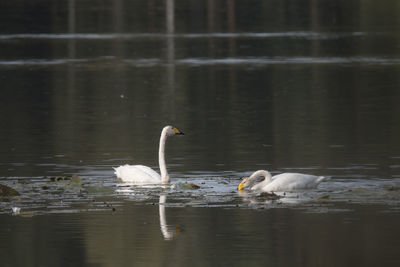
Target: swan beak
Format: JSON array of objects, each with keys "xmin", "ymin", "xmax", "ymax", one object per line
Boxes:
[
  {"xmin": 173, "ymin": 128, "xmax": 184, "ymax": 135},
  {"xmin": 238, "ymin": 182, "xmax": 244, "ymax": 191}
]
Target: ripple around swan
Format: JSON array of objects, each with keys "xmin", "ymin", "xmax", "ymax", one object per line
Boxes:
[{"xmin": 1, "ymin": 168, "xmax": 400, "ymax": 215}]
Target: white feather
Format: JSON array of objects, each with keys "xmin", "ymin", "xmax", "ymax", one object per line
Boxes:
[
  {"xmin": 114, "ymin": 125, "xmax": 184, "ymax": 184},
  {"xmin": 114, "ymin": 165, "xmax": 161, "ymax": 183},
  {"xmin": 239, "ymin": 170, "xmax": 329, "ymax": 192}
]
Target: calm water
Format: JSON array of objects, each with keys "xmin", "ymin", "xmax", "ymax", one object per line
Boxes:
[{"xmin": 1, "ymin": 0, "xmax": 400, "ymax": 266}]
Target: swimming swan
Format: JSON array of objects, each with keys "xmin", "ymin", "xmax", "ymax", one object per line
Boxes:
[
  {"xmin": 114, "ymin": 125, "xmax": 184, "ymax": 184},
  {"xmin": 238, "ymin": 170, "xmax": 328, "ymax": 192}
]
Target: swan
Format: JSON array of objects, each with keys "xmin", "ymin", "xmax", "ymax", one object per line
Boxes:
[
  {"xmin": 114, "ymin": 125, "xmax": 184, "ymax": 184},
  {"xmin": 238, "ymin": 170, "xmax": 328, "ymax": 192}
]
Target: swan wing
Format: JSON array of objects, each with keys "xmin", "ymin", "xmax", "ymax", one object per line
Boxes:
[
  {"xmin": 262, "ymin": 173, "xmax": 326, "ymax": 192},
  {"xmin": 114, "ymin": 164, "xmax": 161, "ymax": 183}
]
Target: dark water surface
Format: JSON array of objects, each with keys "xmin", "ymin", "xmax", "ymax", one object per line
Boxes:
[{"xmin": 1, "ymin": 0, "xmax": 400, "ymax": 266}]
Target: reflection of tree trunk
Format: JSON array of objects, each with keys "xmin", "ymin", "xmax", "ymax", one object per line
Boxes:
[
  {"xmin": 165, "ymin": 0, "xmax": 175, "ymax": 120},
  {"xmin": 166, "ymin": 0, "xmax": 174, "ymax": 34},
  {"xmin": 67, "ymin": 0, "xmax": 76, "ymax": 95},
  {"xmin": 62, "ymin": 0, "xmax": 76, "ymax": 157},
  {"xmin": 310, "ymin": 0, "xmax": 329, "ymax": 170},
  {"xmin": 148, "ymin": 0, "xmax": 156, "ymax": 32},
  {"xmin": 166, "ymin": 0, "xmax": 174, "ymax": 65},
  {"xmin": 166, "ymin": 35, "xmax": 175, "ymax": 118},
  {"xmin": 311, "ymin": 0, "xmax": 318, "ymax": 29},
  {"xmin": 227, "ymin": 0, "xmax": 237, "ymax": 152},
  {"xmin": 227, "ymin": 0, "xmax": 235, "ymax": 33},
  {"xmin": 113, "ymin": 0, "xmax": 124, "ymax": 59},
  {"xmin": 207, "ymin": 0, "xmax": 216, "ymax": 59},
  {"xmin": 227, "ymin": 0, "xmax": 236, "ymax": 56},
  {"xmin": 68, "ymin": 0, "xmax": 76, "ymax": 59},
  {"xmin": 111, "ymin": 0, "xmax": 127, "ymax": 104},
  {"xmin": 113, "ymin": 0, "xmax": 123, "ymax": 32},
  {"xmin": 206, "ymin": 0, "xmax": 216, "ymax": 122},
  {"xmin": 207, "ymin": 0, "xmax": 221, "ymax": 32},
  {"xmin": 227, "ymin": 0, "xmax": 236, "ymax": 93},
  {"xmin": 311, "ymin": 0, "xmax": 320, "ymax": 56},
  {"xmin": 207, "ymin": 0, "xmax": 215, "ymax": 32},
  {"xmin": 166, "ymin": 0, "xmax": 175, "ymax": 65}
]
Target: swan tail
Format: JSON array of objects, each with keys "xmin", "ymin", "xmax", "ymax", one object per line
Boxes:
[
  {"xmin": 113, "ymin": 165, "xmax": 125, "ymax": 178},
  {"xmin": 113, "ymin": 167, "xmax": 120, "ymax": 177},
  {"xmin": 317, "ymin": 176, "xmax": 330, "ymax": 183}
]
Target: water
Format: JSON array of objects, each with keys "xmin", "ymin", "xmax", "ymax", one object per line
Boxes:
[{"xmin": 1, "ymin": 0, "xmax": 400, "ymax": 266}]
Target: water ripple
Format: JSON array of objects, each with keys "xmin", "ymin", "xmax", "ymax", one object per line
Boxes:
[
  {"xmin": 1, "ymin": 172, "xmax": 400, "ymax": 215},
  {"xmin": 177, "ymin": 56, "xmax": 400, "ymax": 66},
  {"xmin": 1, "ymin": 56, "xmax": 399, "ymax": 67},
  {"xmin": 0, "ymin": 58, "xmax": 89, "ymax": 66},
  {"xmin": 0, "ymin": 31, "xmax": 371, "ymax": 40}
]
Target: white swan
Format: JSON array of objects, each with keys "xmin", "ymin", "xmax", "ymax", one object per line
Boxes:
[
  {"xmin": 238, "ymin": 170, "xmax": 328, "ymax": 192},
  {"xmin": 114, "ymin": 125, "xmax": 184, "ymax": 184}
]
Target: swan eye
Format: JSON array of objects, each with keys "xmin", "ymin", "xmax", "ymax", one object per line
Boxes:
[{"xmin": 173, "ymin": 128, "xmax": 184, "ymax": 135}]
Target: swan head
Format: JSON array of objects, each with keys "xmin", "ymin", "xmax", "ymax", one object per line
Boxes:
[
  {"xmin": 238, "ymin": 176, "xmax": 254, "ymax": 191},
  {"xmin": 163, "ymin": 125, "xmax": 184, "ymax": 136},
  {"xmin": 238, "ymin": 170, "xmax": 272, "ymax": 191}
]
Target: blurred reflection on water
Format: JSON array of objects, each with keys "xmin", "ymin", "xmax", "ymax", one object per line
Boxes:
[
  {"xmin": 1, "ymin": 198, "xmax": 400, "ymax": 267},
  {"xmin": 1, "ymin": 0, "xmax": 400, "ymax": 266}
]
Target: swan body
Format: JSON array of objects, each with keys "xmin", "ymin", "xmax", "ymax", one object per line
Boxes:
[
  {"xmin": 238, "ymin": 170, "xmax": 328, "ymax": 192},
  {"xmin": 114, "ymin": 165, "xmax": 162, "ymax": 184},
  {"xmin": 114, "ymin": 125, "xmax": 184, "ymax": 184}
]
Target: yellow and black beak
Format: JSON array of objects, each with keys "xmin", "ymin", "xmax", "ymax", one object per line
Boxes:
[
  {"xmin": 173, "ymin": 127, "xmax": 184, "ymax": 135},
  {"xmin": 238, "ymin": 182, "xmax": 245, "ymax": 191}
]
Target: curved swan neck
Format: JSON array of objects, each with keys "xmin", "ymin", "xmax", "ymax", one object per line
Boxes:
[
  {"xmin": 159, "ymin": 128, "xmax": 170, "ymax": 184},
  {"xmin": 250, "ymin": 170, "xmax": 271, "ymax": 179},
  {"xmin": 249, "ymin": 170, "xmax": 272, "ymax": 189}
]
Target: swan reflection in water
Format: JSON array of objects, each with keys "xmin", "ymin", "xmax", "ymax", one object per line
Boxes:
[{"xmin": 159, "ymin": 194, "xmax": 181, "ymax": 240}]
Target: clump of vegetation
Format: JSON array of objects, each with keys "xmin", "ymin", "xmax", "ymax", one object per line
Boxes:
[
  {"xmin": 0, "ymin": 184, "xmax": 20, "ymax": 197},
  {"xmin": 257, "ymin": 191, "xmax": 281, "ymax": 200},
  {"xmin": 71, "ymin": 175, "xmax": 82, "ymax": 184},
  {"xmin": 313, "ymin": 194, "xmax": 330, "ymax": 202},
  {"xmin": 49, "ymin": 175, "xmax": 82, "ymax": 183},
  {"xmin": 179, "ymin": 182, "xmax": 201, "ymax": 190},
  {"xmin": 48, "ymin": 175, "xmax": 82, "ymax": 186},
  {"xmin": 49, "ymin": 176, "xmax": 68, "ymax": 182},
  {"xmin": 85, "ymin": 186, "xmax": 114, "ymax": 194},
  {"xmin": 384, "ymin": 186, "xmax": 400, "ymax": 192}
]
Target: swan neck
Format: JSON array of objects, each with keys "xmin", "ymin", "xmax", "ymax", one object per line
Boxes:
[
  {"xmin": 159, "ymin": 129, "xmax": 169, "ymax": 183},
  {"xmin": 251, "ymin": 170, "xmax": 272, "ymax": 183},
  {"xmin": 248, "ymin": 170, "xmax": 272, "ymax": 190}
]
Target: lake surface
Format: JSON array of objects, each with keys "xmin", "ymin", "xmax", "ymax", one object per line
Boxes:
[{"xmin": 1, "ymin": 0, "xmax": 400, "ymax": 266}]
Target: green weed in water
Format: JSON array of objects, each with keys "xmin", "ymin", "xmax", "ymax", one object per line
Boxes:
[{"xmin": 0, "ymin": 184, "xmax": 20, "ymax": 197}]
